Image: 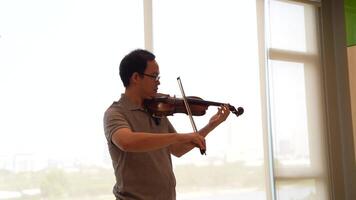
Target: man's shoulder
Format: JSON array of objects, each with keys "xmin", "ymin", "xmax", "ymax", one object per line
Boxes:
[
  {"xmin": 105, "ymin": 95, "xmax": 127, "ymax": 110},
  {"xmin": 104, "ymin": 101, "xmax": 128, "ymax": 118}
]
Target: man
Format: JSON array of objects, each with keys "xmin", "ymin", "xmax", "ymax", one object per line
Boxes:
[{"xmin": 103, "ymin": 49, "xmax": 230, "ymax": 200}]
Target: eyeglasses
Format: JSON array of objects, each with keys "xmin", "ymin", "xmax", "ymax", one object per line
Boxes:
[{"xmin": 140, "ymin": 73, "xmax": 160, "ymax": 81}]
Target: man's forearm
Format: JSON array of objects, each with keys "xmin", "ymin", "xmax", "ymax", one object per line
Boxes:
[{"xmin": 113, "ymin": 129, "xmax": 191, "ymax": 152}]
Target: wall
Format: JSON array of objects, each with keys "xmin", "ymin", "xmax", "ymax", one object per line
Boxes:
[
  {"xmin": 345, "ymin": 0, "xmax": 356, "ymax": 164},
  {"xmin": 321, "ymin": 0, "xmax": 356, "ymax": 199}
]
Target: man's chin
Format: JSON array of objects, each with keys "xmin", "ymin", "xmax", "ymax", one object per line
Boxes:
[
  {"xmin": 145, "ymin": 93, "xmax": 156, "ymax": 100},
  {"xmin": 150, "ymin": 93, "xmax": 157, "ymax": 99},
  {"xmin": 152, "ymin": 90, "xmax": 158, "ymax": 97}
]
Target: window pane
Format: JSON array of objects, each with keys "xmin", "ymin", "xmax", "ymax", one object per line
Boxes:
[
  {"xmin": 0, "ymin": 0, "xmax": 143, "ymax": 199},
  {"xmin": 276, "ymin": 179, "xmax": 326, "ymax": 200},
  {"xmin": 153, "ymin": 0, "xmax": 266, "ymax": 199},
  {"xmin": 268, "ymin": 59, "xmax": 328, "ymax": 198},
  {"xmin": 268, "ymin": 60, "xmax": 310, "ymax": 167},
  {"xmin": 269, "ymin": 0, "xmax": 318, "ymax": 53}
]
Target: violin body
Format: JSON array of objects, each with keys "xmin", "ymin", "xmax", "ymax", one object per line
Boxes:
[
  {"xmin": 144, "ymin": 93, "xmax": 244, "ymax": 118},
  {"xmin": 146, "ymin": 92, "xmax": 244, "ymax": 156}
]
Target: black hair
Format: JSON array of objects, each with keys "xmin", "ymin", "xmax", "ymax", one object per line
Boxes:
[{"xmin": 119, "ymin": 49, "xmax": 156, "ymax": 87}]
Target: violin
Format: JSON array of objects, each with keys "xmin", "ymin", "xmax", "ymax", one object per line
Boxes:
[{"xmin": 144, "ymin": 93, "xmax": 244, "ymax": 118}]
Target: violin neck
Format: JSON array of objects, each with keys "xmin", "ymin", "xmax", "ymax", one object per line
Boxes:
[
  {"xmin": 187, "ymin": 98, "xmax": 243, "ymax": 117},
  {"xmin": 188, "ymin": 98, "xmax": 225, "ymax": 107}
]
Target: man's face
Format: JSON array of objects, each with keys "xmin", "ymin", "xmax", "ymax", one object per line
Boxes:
[{"xmin": 140, "ymin": 60, "xmax": 160, "ymax": 99}]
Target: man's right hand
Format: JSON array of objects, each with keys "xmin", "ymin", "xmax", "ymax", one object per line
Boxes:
[{"xmin": 181, "ymin": 132, "xmax": 206, "ymax": 151}]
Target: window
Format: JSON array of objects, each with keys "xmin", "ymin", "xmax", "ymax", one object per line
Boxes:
[
  {"xmin": 0, "ymin": 0, "xmax": 143, "ymax": 199},
  {"xmin": 0, "ymin": 0, "xmax": 330, "ymax": 199},
  {"xmin": 266, "ymin": 0, "xmax": 328, "ymax": 199},
  {"xmin": 153, "ymin": 0, "xmax": 266, "ymax": 199}
]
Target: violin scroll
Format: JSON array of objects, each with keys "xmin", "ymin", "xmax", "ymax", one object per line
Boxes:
[{"xmin": 229, "ymin": 105, "xmax": 244, "ymax": 117}]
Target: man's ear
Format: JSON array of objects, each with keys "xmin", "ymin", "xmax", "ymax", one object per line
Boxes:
[{"xmin": 130, "ymin": 72, "xmax": 141, "ymax": 85}]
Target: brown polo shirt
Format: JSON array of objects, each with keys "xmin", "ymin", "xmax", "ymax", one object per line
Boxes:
[{"xmin": 103, "ymin": 94, "xmax": 177, "ymax": 200}]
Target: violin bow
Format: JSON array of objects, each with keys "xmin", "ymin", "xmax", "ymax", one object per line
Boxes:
[{"xmin": 177, "ymin": 77, "xmax": 206, "ymax": 155}]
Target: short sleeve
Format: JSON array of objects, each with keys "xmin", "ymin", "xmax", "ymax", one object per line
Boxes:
[{"xmin": 103, "ymin": 107, "xmax": 130, "ymax": 143}]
